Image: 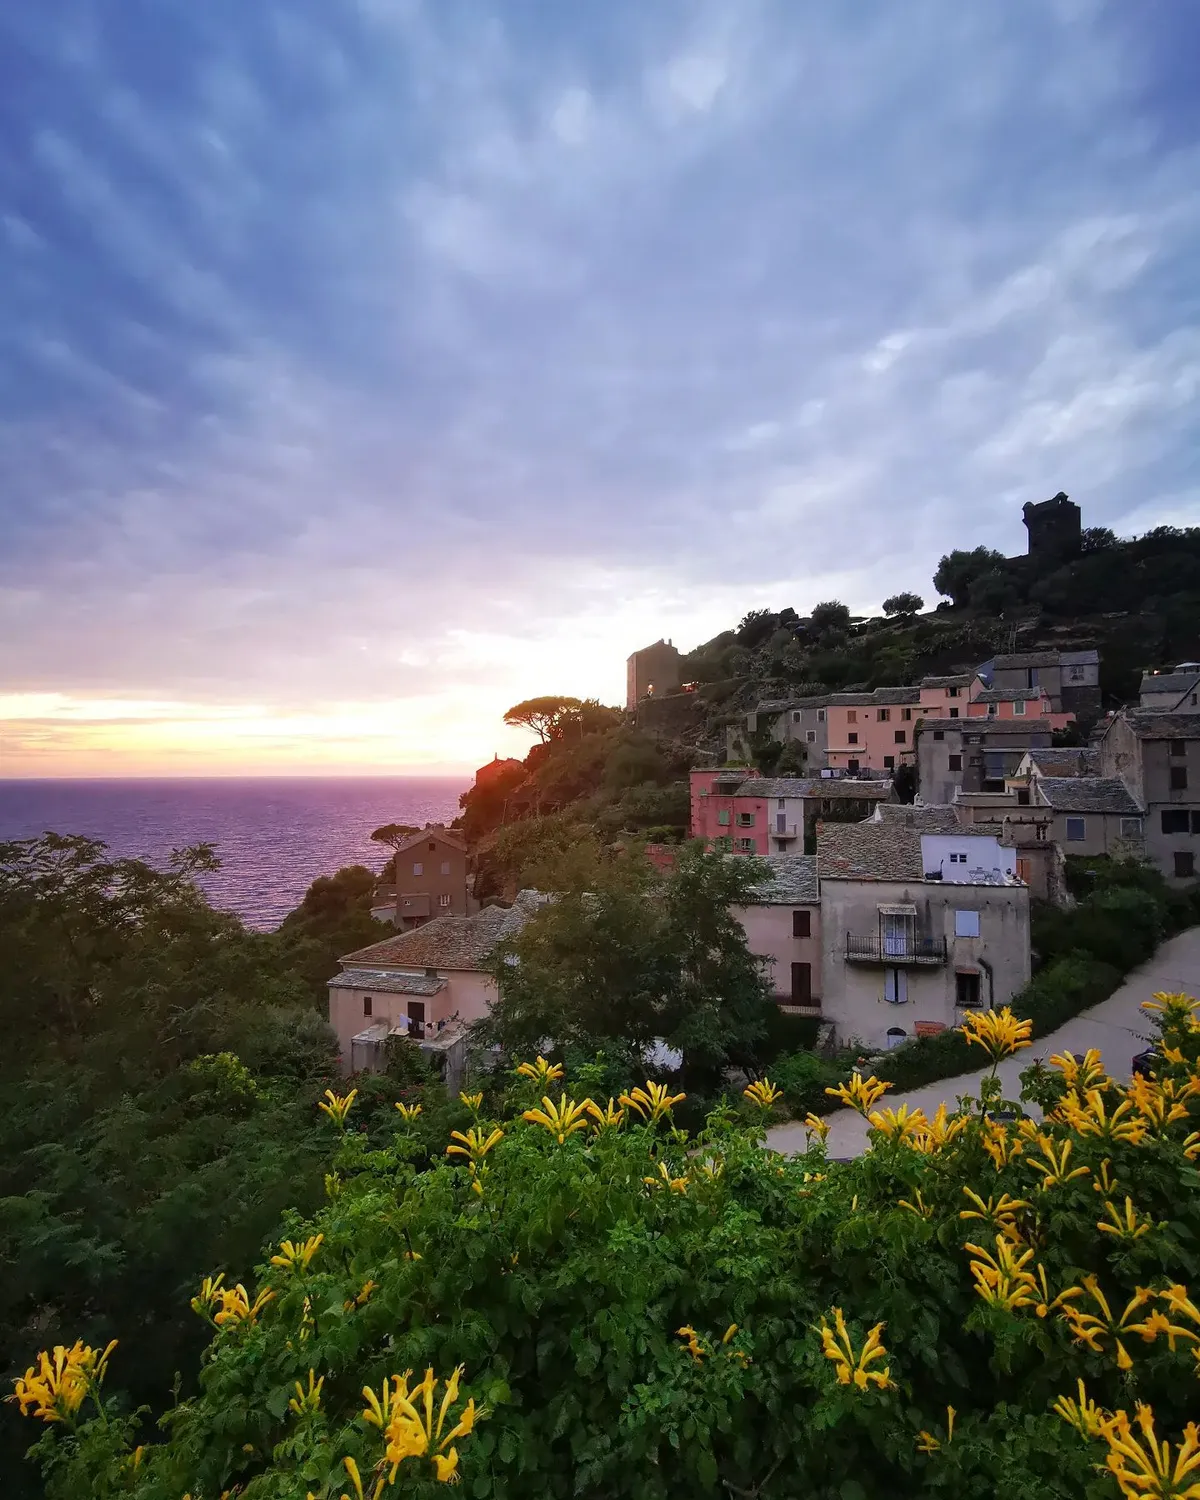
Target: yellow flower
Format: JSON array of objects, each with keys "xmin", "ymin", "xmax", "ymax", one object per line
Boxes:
[
  {"xmin": 585, "ymin": 1097, "xmax": 626, "ymax": 1132},
  {"xmin": 1141, "ymin": 990, "xmax": 1200, "ymax": 1019},
  {"xmin": 825, "ymin": 1071, "xmax": 891, "ymax": 1116},
  {"xmin": 395, "ymin": 1102, "xmax": 423, "ymax": 1123},
  {"xmin": 867, "ymin": 1104, "xmax": 929, "ymax": 1142},
  {"xmin": 1097, "ymin": 1197, "xmax": 1155, "ymax": 1242},
  {"xmin": 324, "ymin": 1173, "xmax": 342, "ymax": 1200},
  {"xmin": 959, "ymin": 1188, "xmax": 1029, "ymax": 1238},
  {"xmin": 644, "ymin": 1161, "xmax": 689, "ymax": 1193},
  {"xmin": 459, "ymin": 1091, "xmax": 484, "ymax": 1112},
  {"xmin": 979, "ymin": 1118, "xmax": 1024, "ymax": 1170},
  {"xmin": 916, "ymin": 1405, "xmax": 956, "ymax": 1453},
  {"xmin": 1052, "ymin": 1379, "xmax": 1110, "ymax": 1439},
  {"xmin": 960, "ymin": 1007, "xmax": 1033, "ymax": 1062},
  {"xmin": 803, "ymin": 1112, "xmax": 830, "ymax": 1143},
  {"xmin": 515, "ymin": 1055, "xmax": 564, "ymax": 1084},
  {"xmin": 1057, "ymin": 1088, "xmax": 1148, "ymax": 1146},
  {"xmin": 910, "ymin": 1104, "xmax": 969, "ymax": 1154},
  {"xmin": 964, "ymin": 1235, "xmax": 1039, "ymax": 1312},
  {"xmin": 1185, "ymin": 1132, "xmax": 1200, "ymax": 1163},
  {"xmin": 1128, "ymin": 1075, "xmax": 1191, "ymax": 1133},
  {"xmin": 522, "ymin": 1093, "xmax": 595, "ymax": 1144},
  {"xmin": 446, "ymin": 1126, "xmax": 504, "ymax": 1165},
  {"xmin": 1060, "ymin": 1276, "xmax": 1156, "ymax": 1371},
  {"xmin": 318, "ymin": 1088, "xmax": 358, "ymax": 1128},
  {"xmin": 817, "ymin": 1308, "xmax": 893, "ymax": 1391},
  {"xmin": 190, "ymin": 1273, "xmax": 226, "ymax": 1318},
  {"xmin": 677, "ymin": 1325, "xmax": 705, "ymax": 1362},
  {"xmin": 1094, "ymin": 1159, "xmax": 1118, "ymax": 1196},
  {"xmin": 1032, "ymin": 1263, "xmax": 1084, "ymax": 1320},
  {"xmin": 270, "ymin": 1235, "xmax": 324, "ymax": 1274},
  {"xmin": 341, "ymin": 1456, "xmax": 366, "ymax": 1500},
  {"xmin": 743, "ymin": 1079, "xmax": 783, "ymax": 1110},
  {"xmin": 1028, "ymin": 1137, "xmax": 1090, "ymax": 1191},
  {"xmin": 1101, "ymin": 1403, "xmax": 1200, "ymax": 1500},
  {"xmin": 10, "ymin": 1339, "xmax": 116, "ymax": 1425},
  {"xmin": 619, "ymin": 1081, "xmax": 687, "ymax": 1123},
  {"xmin": 213, "ymin": 1284, "xmax": 275, "ymax": 1327},
  {"xmin": 1049, "ymin": 1048, "xmax": 1108, "ymax": 1091},
  {"xmin": 898, "ymin": 1189, "xmax": 934, "ymax": 1219},
  {"xmin": 288, "ymin": 1370, "xmax": 324, "ymax": 1417},
  {"xmin": 362, "ymin": 1365, "xmax": 485, "ymax": 1486}
]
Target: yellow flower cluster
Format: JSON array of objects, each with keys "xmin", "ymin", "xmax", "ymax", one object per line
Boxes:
[
  {"xmin": 11, "ymin": 1340, "xmax": 116, "ymax": 1425},
  {"xmin": 964, "ymin": 1234, "xmax": 1040, "ymax": 1312},
  {"xmin": 960, "ymin": 1007, "xmax": 1033, "ymax": 1062},
  {"xmin": 817, "ymin": 1308, "xmax": 892, "ymax": 1391},
  {"xmin": 743, "ymin": 1079, "xmax": 782, "ymax": 1111},
  {"xmin": 825, "ymin": 1071, "xmax": 890, "ymax": 1115},
  {"xmin": 522, "ymin": 1094, "xmax": 593, "ymax": 1143},
  {"xmin": 361, "ymin": 1364, "xmax": 485, "ymax": 1486},
  {"xmin": 676, "ymin": 1323, "xmax": 748, "ymax": 1367},
  {"xmin": 515, "ymin": 1055, "xmax": 564, "ymax": 1084},
  {"xmin": 394, "ymin": 1102, "xmax": 423, "ymax": 1123},
  {"xmin": 620, "ymin": 1081, "xmax": 686, "ymax": 1123},
  {"xmin": 270, "ymin": 1234, "xmax": 324, "ymax": 1274},
  {"xmin": 191, "ymin": 1273, "xmax": 274, "ymax": 1328},
  {"xmin": 288, "ymin": 1369, "xmax": 324, "ymax": 1417},
  {"xmin": 1054, "ymin": 1385, "xmax": 1200, "ymax": 1500},
  {"xmin": 459, "ymin": 1091, "xmax": 484, "ymax": 1113},
  {"xmin": 446, "ymin": 1126, "xmax": 503, "ymax": 1196},
  {"xmin": 916, "ymin": 1406, "xmax": 956, "ymax": 1454},
  {"xmin": 318, "ymin": 1088, "xmax": 358, "ymax": 1128},
  {"xmin": 643, "ymin": 1162, "xmax": 689, "ymax": 1194}
]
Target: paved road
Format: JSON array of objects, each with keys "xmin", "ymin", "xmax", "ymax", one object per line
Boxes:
[{"xmin": 766, "ymin": 927, "xmax": 1200, "ymax": 1160}]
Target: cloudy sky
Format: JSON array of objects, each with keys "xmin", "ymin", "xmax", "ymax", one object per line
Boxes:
[{"xmin": 2, "ymin": 0, "xmax": 1198, "ymax": 775}]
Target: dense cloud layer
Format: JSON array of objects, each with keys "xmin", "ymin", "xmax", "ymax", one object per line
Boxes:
[{"xmin": 2, "ymin": 0, "xmax": 1199, "ymax": 771}]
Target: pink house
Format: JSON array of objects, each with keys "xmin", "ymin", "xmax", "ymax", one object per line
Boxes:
[
  {"xmin": 824, "ymin": 688, "xmax": 921, "ymax": 774},
  {"xmin": 918, "ymin": 675, "xmax": 972, "ymax": 718},
  {"xmin": 965, "ymin": 685, "xmax": 1075, "ymax": 732},
  {"xmin": 690, "ymin": 768, "xmax": 771, "ymax": 854}
]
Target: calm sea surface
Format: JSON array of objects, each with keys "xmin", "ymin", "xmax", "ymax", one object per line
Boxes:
[{"xmin": 0, "ymin": 777, "xmax": 469, "ymax": 929}]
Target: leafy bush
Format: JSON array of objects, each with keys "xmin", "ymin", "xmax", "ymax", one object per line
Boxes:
[{"xmin": 14, "ymin": 998, "xmax": 1200, "ymax": 1499}]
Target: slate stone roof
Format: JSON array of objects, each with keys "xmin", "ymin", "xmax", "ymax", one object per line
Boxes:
[
  {"xmin": 1121, "ymin": 712, "xmax": 1200, "ymax": 739},
  {"xmin": 816, "ymin": 822, "xmax": 924, "ymax": 882},
  {"xmin": 920, "ymin": 674, "xmax": 972, "ymax": 689},
  {"xmin": 1059, "ymin": 650, "xmax": 1100, "ymax": 666},
  {"xmin": 972, "ymin": 687, "xmax": 1045, "ymax": 703},
  {"xmin": 329, "ymin": 970, "xmax": 447, "ymax": 995},
  {"xmin": 341, "ymin": 890, "xmax": 546, "ymax": 971},
  {"xmin": 829, "ymin": 686, "xmax": 922, "ymax": 706},
  {"xmin": 743, "ymin": 854, "xmax": 820, "ymax": 904},
  {"xmin": 915, "ymin": 717, "xmax": 1049, "ymax": 737},
  {"xmin": 873, "ymin": 803, "xmax": 962, "ymax": 833},
  {"xmin": 1028, "ymin": 747, "xmax": 1099, "ymax": 777},
  {"xmin": 730, "ymin": 777, "xmax": 894, "ymax": 800},
  {"xmin": 1139, "ymin": 671, "xmax": 1200, "ymax": 698},
  {"xmin": 389, "ymin": 824, "xmax": 467, "ymax": 857},
  {"xmin": 1036, "ymin": 777, "xmax": 1142, "ymax": 815},
  {"xmin": 993, "ymin": 651, "xmax": 1063, "ymax": 669}
]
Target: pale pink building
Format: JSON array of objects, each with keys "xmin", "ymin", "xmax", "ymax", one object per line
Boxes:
[
  {"xmin": 965, "ymin": 685, "xmax": 1075, "ymax": 732},
  {"xmin": 733, "ymin": 855, "xmax": 821, "ymax": 1012},
  {"xmin": 690, "ymin": 771, "xmax": 894, "ymax": 855},
  {"xmin": 825, "ymin": 688, "xmax": 921, "ymax": 774}
]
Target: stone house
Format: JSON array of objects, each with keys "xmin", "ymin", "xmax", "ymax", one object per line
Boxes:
[
  {"xmin": 732, "ymin": 855, "xmax": 821, "ymax": 1014},
  {"xmin": 815, "ymin": 820, "xmax": 1031, "ymax": 1051},
  {"xmin": 376, "ymin": 825, "xmax": 471, "ymax": 930},
  {"xmin": 626, "ymin": 639, "xmax": 682, "ymax": 710},
  {"xmin": 915, "ymin": 717, "xmax": 1054, "ymax": 805},
  {"xmin": 1098, "ymin": 711, "xmax": 1200, "ymax": 883},
  {"xmin": 689, "ymin": 770, "xmax": 895, "ymax": 856},
  {"xmin": 1029, "ymin": 776, "xmax": 1144, "ymax": 858},
  {"xmin": 1139, "ymin": 667, "xmax": 1200, "ymax": 714}
]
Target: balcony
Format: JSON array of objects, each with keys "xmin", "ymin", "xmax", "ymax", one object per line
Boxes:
[
  {"xmin": 845, "ymin": 934, "xmax": 948, "ymax": 965},
  {"xmin": 770, "ymin": 822, "xmax": 800, "ymax": 841}
]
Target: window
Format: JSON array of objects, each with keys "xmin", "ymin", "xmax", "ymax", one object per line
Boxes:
[
  {"xmin": 363, "ymin": 995, "xmax": 373, "ymax": 1017},
  {"xmin": 737, "ymin": 812, "xmax": 754, "ymax": 826},
  {"xmin": 1174, "ymin": 851, "xmax": 1196, "ymax": 878},
  {"xmin": 1068, "ymin": 665, "xmax": 1084, "ymax": 681},
  {"xmin": 885, "ymin": 1026, "xmax": 908, "ymax": 1049},
  {"xmin": 894, "ymin": 730, "xmax": 906, "ymax": 744},
  {"xmin": 439, "ymin": 893, "xmax": 452, "ymax": 908},
  {"xmin": 792, "ymin": 711, "xmax": 802, "ymax": 722},
  {"xmin": 1194, "ymin": 812, "xmax": 1200, "ymax": 834},
  {"xmin": 440, "ymin": 861, "xmax": 451, "ymax": 875},
  {"xmin": 987, "ymin": 703, "xmax": 998, "ymax": 716},
  {"xmin": 408, "ymin": 1000, "xmax": 426, "ymax": 1039},
  {"xmin": 848, "ymin": 732, "xmax": 859, "ymax": 745},
  {"xmin": 428, "ymin": 841, "xmax": 437, "ymax": 852},
  {"xmin": 949, "ymin": 707, "xmax": 960, "ymax": 718},
  {"xmin": 848, "ymin": 758, "xmax": 860, "ymax": 772},
  {"xmin": 717, "ymin": 809, "xmax": 731, "ymax": 826},
  {"xmin": 902, "ymin": 707, "xmax": 912, "ymax": 721},
  {"xmin": 778, "ymin": 798, "xmax": 785, "ymax": 809},
  {"xmin": 792, "ymin": 909, "xmax": 811, "ymax": 938},
  {"xmin": 1170, "ymin": 765, "xmax": 1189, "ymax": 791},
  {"xmin": 413, "ymin": 862, "xmax": 423, "ymax": 876},
  {"xmin": 790, "ymin": 962, "xmax": 812, "ymax": 1003},
  {"xmin": 948, "ymin": 754, "xmax": 963, "ymax": 771},
  {"xmin": 736, "ymin": 837, "xmax": 756, "ymax": 852},
  {"xmin": 949, "ymin": 853, "xmax": 967, "ymax": 864},
  {"xmin": 1169, "ymin": 740, "xmax": 1187, "ymax": 758},
  {"xmin": 948, "ymin": 686, "xmax": 961, "ymax": 698},
  {"xmin": 883, "ymin": 755, "xmax": 895, "ymax": 770},
  {"xmin": 956, "ymin": 971, "xmax": 982, "ymax": 1008},
  {"xmin": 883, "ymin": 969, "xmax": 907, "ymax": 1004},
  {"xmin": 817, "ymin": 709, "xmax": 825, "ymax": 722},
  {"xmin": 806, "ymin": 730, "xmax": 816, "ymax": 743},
  {"xmin": 1066, "ymin": 816, "xmax": 1086, "ymax": 841},
  {"xmin": 1120, "ymin": 818, "xmax": 1142, "ymax": 838},
  {"xmin": 1013, "ymin": 700, "xmax": 1026, "ymax": 716},
  {"xmin": 877, "ymin": 708, "xmax": 890, "ymax": 722},
  {"xmin": 954, "ymin": 909, "xmax": 980, "ymax": 937},
  {"xmin": 847, "ymin": 710, "xmax": 857, "ymax": 723},
  {"xmin": 933, "ymin": 730, "xmax": 945, "ymax": 741},
  {"xmin": 1017, "ymin": 788, "xmax": 1030, "ymax": 806},
  {"xmin": 1162, "ymin": 809, "xmax": 1190, "ymax": 834}
]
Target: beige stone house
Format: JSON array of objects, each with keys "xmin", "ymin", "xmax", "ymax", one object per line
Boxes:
[
  {"xmin": 815, "ymin": 820, "xmax": 1031, "ymax": 1051},
  {"xmin": 373, "ymin": 825, "xmax": 471, "ymax": 930},
  {"xmin": 916, "ymin": 717, "xmax": 1053, "ymax": 804},
  {"xmin": 1098, "ymin": 711, "xmax": 1200, "ymax": 883},
  {"xmin": 732, "ymin": 855, "xmax": 821, "ymax": 1014},
  {"xmin": 1139, "ymin": 666, "xmax": 1200, "ymax": 713},
  {"xmin": 1029, "ymin": 777, "xmax": 1143, "ymax": 858},
  {"xmin": 328, "ymin": 892, "xmax": 545, "ymax": 1071}
]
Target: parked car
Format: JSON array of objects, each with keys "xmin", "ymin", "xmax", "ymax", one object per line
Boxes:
[{"xmin": 1131, "ymin": 1047, "xmax": 1157, "ymax": 1078}]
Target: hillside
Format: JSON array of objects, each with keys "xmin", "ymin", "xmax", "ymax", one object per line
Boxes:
[{"xmin": 457, "ymin": 519, "xmax": 1200, "ymax": 895}]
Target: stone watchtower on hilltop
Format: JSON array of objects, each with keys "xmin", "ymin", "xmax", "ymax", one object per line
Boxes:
[{"xmin": 1023, "ymin": 491, "xmax": 1082, "ymax": 569}]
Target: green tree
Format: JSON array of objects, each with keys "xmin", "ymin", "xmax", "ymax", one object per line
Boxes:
[
  {"xmin": 369, "ymin": 822, "xmax": 418, "ymax": 849},
  {"xmin": 881, "ymin": 591, "xmax": 924, "ymax": 617},
  {"xmin": 932, "ymin": 546, "xmax": 1006, "ymax": 607},
  {"xmin": 274, "ymin": 866, "xmax": 392, "ymax": 1006},
  {"xmin": 502, "ymin": 696, "xmax": 586, "ymax": 743},
  {"xmin": 809, "ymin": 600, "xmax": 851, "ymax": 632}
]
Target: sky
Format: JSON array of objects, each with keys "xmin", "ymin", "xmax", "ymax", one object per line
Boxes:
[{"xmin": 2, "ymin": 0, "xmax": 1199, "ymax": 777}]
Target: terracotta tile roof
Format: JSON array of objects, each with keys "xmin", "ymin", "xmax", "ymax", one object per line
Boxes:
[
  {"xmin": 341, "ymin": 890, "xmax": 545, "ymax": 971},
  {"xmin": 1035, "ymin": 777, "xmax": 1142, "ymax": 815}
]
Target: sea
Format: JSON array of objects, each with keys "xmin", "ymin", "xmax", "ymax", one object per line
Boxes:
[{"xmin": 0, "ymin": 777, "xmax": 470, "ymax": 930}]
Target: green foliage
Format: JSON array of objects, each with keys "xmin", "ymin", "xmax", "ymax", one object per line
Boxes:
[
  {"xmin": 810, "ymin": 600, "xmax": 852, "ymax": 633},
  {"xmin": 274, "ymin": 866, "xmax": 392, "ymax": 1007},
  {"xmin": 502, "ymin": 695, "xmax": 585, "ymax": 742},
  {"xmin": 932, "ymin": 547, "xmax": 1007, "ymax": 607},
  {"xmin": 882, "ymin": 592, "xmax": 924, "ymax": 617},
  {"xmin": 19, "ymin": 1004, "xmax": 1200, "ymax": 1500}
]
